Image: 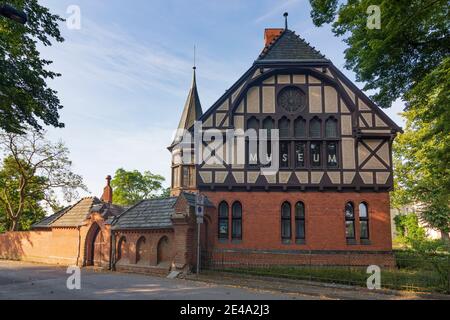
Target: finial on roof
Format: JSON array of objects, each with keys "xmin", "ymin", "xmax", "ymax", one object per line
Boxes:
[
  {"xmin": 283, "ymin": 12, "xmax": 288, "ymax": 30},
  {"xmin": 193, "ymin": 45, "xmax": 197, "ymax": 70}
]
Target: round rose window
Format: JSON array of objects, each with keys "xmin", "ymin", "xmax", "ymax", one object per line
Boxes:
[{"xmin": 277, "ymin": 86, "xmax": 306, "ymax": 113}]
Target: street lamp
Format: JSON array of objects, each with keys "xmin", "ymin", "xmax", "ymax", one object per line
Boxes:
[{"xmin": 0, "ymin": 4, "xmax": 27, "ymax": 24}]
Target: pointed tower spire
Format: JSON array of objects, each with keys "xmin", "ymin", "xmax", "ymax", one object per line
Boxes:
[
  {"xmin": 175, "ymin": 66, "xmax": 202, "ymax": 135},
  {"xmin": 168, "ymin": 48, "xmax": 203, "ymax": 152}
]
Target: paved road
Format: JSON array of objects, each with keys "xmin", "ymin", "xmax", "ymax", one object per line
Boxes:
[{"xmin": 0, "ymin": 260, "xmax": 318, "ymax": 300}]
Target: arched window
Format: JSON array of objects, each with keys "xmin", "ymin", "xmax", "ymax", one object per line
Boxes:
[
  {"xmin": 359, "ymin": 202, "xmax": 369, "ymax": 240},
  {"xmin": 294, "ymin": 117, "xmax": 306, "ymax": 137},
  {"xmin": 136, "ymin": 236, "xmax": 146, "ymax": 263},
  {"xmin": 117, "ymin": 236, "xmax": 126, "ymax": 261},
  {"xmin": 157, "ymin": 236, "xmax": 170, "ymax": 264},
  {"xmin": 231, "ymin": 202, "xmax": 242, "ymax": 240},
  {"xmin": 281, "ymin": 202, "xmax": 291, "ymax": 241},
  {"xmin": 218, "ymin": 201, "xmax": 229, "ymax": 240},
  {"xmin": 247, "ymin": 117, "xmax": 259, "ymax": 131},
  {"xmin": 309, "ymin": 118, "xmax": 321, "ymax": 138},
  {"xmin": 325, "ymin": 117, "xmax": 338, "ymax": 138},
  {"xmin": 262, "ymin": 117, "xmax": 274, "ymax": 138},
  {"xmin": 295, "ymin": 202, "xmax": 305, "ymax": 241},
  {"xmin": 279, "ymin": 117, "xmax": 290, "ymax": 138},
  {"xmin": 345, "ymin": 202, "xmax": 355, "ymax": 240}
]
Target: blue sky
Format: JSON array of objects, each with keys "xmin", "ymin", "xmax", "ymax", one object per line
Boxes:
[{"xmin": 39, "ymin": 0, "xmax": 405, "ymax": 199}]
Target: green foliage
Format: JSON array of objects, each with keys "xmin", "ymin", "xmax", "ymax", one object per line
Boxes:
[
  {"xmin": 158, "ymin": 187, "xmax": 172, "ymax": 199},
  {"xmin": 309, "ymin": 0, "xmax": 449, "ymax": 108},
  {"xmin": 0, "ymin": 129, "xmax": 86, "ymax": 231},
  {"xmin": 394, "ymin": 213, "xmax": 426, "ymax": 244},
  {"xmin": 309, "ymin": 1, "xmax": 450, "ymax": 235},
  {"xmin": 110, "ymin": 168, "xmax": 166, "ymax": 206},
  {"xmin": 0, "ymin": 0, "xmax": 65, "ymax": 133},
  {"xmin": 0, "ymin": 156, "xmax": 46, "ymax": 231},
  {"xmin": 309, "ymin": 0, "xmax": 338, "ymax": 26},
  {"xmin": 393, "ymin": 58, "xmax": 450, "ymax": 234}
]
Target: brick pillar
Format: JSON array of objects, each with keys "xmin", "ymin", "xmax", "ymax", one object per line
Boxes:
[{"xmin": 172, "ymin": 213, "xmax": 195, "ymax": 271}]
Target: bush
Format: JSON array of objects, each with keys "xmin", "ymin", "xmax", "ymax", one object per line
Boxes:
[{"xmin": 394, "ymin": 213, "xmax": 426, "ymax": 244}]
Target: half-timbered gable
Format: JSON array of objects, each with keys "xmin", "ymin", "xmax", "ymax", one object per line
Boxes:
[{"xmin": 196, "ymin": 29, "xmax": 401, "ymax": 193}]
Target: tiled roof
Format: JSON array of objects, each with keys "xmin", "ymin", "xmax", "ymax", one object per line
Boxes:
[
  {"xmin": 31, "ymin": 206, "xmax": 70, "ymax": 229},
  {"xmin": 112, "ymin": 192, "xmax": 214, "ymax": 230},
  {"xmin": 258, "ymin": 29, "xmax": 327, "ymax": 62},
  {"xmin": 51, "ymin": 197, "xmax": 103, "ymax": 227},
  {"xmin": 112, "ymin": 197, "xmax": 178, "ymax": 230}
]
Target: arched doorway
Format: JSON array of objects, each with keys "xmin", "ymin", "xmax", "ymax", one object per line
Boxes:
[
  {"xmin": 156, "ymin": 236, "xmax": 171, "ymax": 265},
  {"xmin": 85, "ymin": 223, "xmax": 104, "ymax": 267}
]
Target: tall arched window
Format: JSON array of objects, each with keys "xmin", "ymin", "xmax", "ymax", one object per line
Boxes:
[
  {"xmin": 136, "ymin": 236, "xmax": 146, "ymax": 263},
  {"xmin": 281, "ymin": 202, "xmax": 291, "ymax": 241},
  {"xmin": 294, "ymin": 117, "xmax": 306, "ymax": 137},
  {"xmin": 325, "ymin": 117, "xmax": 338, "ymax": 138},
  {"xmin": 295, "ymin": 202, "xmax": 305, "ymax": 241},
  {"xmin": 117, "ymin": 236, "xmax": 126, "ymax": 261},
  {"xmin": 232, "ymin": 202, "xmax": 242, "ymax": 240},
  {"xmin": 279, "ymin": 117, "xmax": 290, "ymax": 138},
  {"xmin": 359, "ymin": 202, "xmax": 369, "ymax": 240},
  {"xmin": 157, "ymin": 236, "xmax": 170, "ymax": 264},
  {"xmin": 309, "ymin": 118, "xmax": 321, "ymax": 138},
  {"xmin": 345, "ymin": 202, "xmax": 355, "ymax": 240},
  {"xmin": 218, "ymin": 201, "xmax": 229, "ymax": 240}
]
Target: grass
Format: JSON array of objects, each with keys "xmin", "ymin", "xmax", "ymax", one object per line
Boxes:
[{"xmin": 205, "ymin": 251, "xmax": 450, "ymax": 294}]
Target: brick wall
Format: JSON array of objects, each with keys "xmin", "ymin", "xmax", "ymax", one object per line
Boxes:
[
  {"xmin": 202, "ymin": 191, "xmax": 394, "ymax": 266},
  {"xmin": 0, "ymin": 228, "xmax": 81, "ymax": 266}
]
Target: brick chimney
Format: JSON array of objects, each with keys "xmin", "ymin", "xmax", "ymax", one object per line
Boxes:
[
  {"xmin": 264, "ymin": 28, "xmax": 284, "ymax": 47},
  {"xmin": 101, "ymin": 175, "xmax": 113, "ymax": 204}
]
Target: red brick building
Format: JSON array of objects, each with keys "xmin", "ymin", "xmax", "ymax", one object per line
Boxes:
[
  {"xmin": 0, "ymin": 22, "xmax": 401, "ymax": 272},
  {"xmin": 169, "ymin": 23, "xmax": 401, "ymax": 268}
]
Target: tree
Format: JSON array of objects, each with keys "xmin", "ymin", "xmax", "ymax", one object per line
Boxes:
[
  {"xmin": 110, "ymin": 169, "xmax": 166, "ymax": 206},
  {"xmin": 393, "ymin": 58, "xmax": 450, "ymax": 239},
  {"xmin": 0, "ymin": 0, "xmax": 65, "ymax": 133},
  {"xmin": 309, "ymin": 0, "xmax": 449, "ymax": 108},
  {"xmin": 0, "ymin": 129, "xmax": 87, "ymax": 231},
  {"xmin": 309, "ymin": 0, "xmax": 450, "ymax": 239}
]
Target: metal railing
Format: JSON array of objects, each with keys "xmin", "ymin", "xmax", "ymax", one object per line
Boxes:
[{"xmin": 201, "ymin": 250, "xmax": 450, "ymax": 294}]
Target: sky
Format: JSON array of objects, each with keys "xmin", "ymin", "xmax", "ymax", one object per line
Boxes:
[{"xmin": 38, "ymin": 0, "xmax": 405, "ymax": 200}]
